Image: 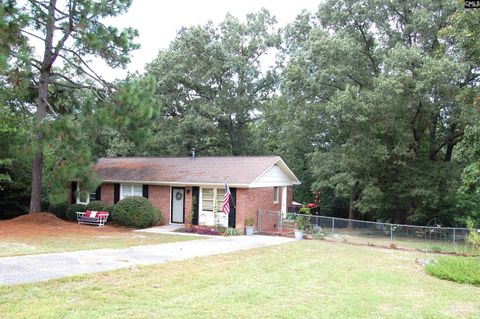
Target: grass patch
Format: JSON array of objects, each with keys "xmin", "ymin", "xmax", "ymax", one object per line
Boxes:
[
  {"xmin": 1, "ymin": 241, "xmax": 480, "ymax": 318},
  {"xmin": 0, "ymin": 233, "xmax": 197, "ymax": 257},
  {"xmin": 426, "ymin": 256, "xmax": 480, "ymax": 285}
]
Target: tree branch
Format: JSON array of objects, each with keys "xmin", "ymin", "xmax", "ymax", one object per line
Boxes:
[{"xmin": 50, "ymin": 0, "xmax": 77, "ymax": 66}]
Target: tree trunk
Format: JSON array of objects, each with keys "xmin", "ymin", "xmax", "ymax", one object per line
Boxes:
[
  {"xmin": 29, "ymin": 72, "xmax": 49, "ymax": 213},
  {"xmin": 348, "ymin": 181, "xmax": 360, "ymax": 228},
  {"xmin": 29, "ymin": 0, "xmax": 56, "ymax": 213},
  {"xmin": 444, "ymin": 124, "xmax": 457, "ymax": 162}
]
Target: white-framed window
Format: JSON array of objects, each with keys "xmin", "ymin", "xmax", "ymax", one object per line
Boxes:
[
  {"xmin": 201, "ymin": 188, "xmax": 224, "ymax": 213},
  {"xmin": 273, "ymin": 186, "xmax": 279, "ymax": 203},
  {"xmin": 120, "ymin": 184, "xmax": 143, "ymax": 199},
  {"xmin": 76, "ymin": 184, "xmax": 90, "ymax": 205},
  {"xmin": 199, "ymin": 187, "xmax": 227, "ymax": 227}
]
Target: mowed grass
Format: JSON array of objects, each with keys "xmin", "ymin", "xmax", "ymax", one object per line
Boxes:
[
  {"xmin": 0, "ymin": 233, "xmax": 198, "ymax": 257},
  {"xmin": 1, "ymin": 240, "xmax": 480, "ymax": 319}
]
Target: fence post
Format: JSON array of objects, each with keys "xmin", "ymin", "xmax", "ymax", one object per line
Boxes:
[
  {"xmin": 390, "ymin": 225, "xmax": 393, "ymax": 243},
  {"xmin": 332, "ymin": 218, "xmax": 335, "ymax": 236},
  {"xmin": 453, "ymin": 228, "xmax": 456, "ymax": 246}
]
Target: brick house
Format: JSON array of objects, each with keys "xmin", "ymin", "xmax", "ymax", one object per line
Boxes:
[{"xmin": 71, "ymin": 156, "xmax": 300, "ymax": 231}]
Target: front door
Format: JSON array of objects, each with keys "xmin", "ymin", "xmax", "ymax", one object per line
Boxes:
[{"xmin": 171, "ymin": 187, "xmax": 185, "ymax": 223}]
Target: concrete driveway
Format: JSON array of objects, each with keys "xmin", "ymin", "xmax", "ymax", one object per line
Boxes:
[{"xmin": 0, "ymin": 235, "xmax": 293, "ymax": 285}]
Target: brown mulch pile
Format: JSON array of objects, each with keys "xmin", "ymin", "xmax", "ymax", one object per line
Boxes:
[{"xmin": 0, "ymin": 212, "xmax": 129, "ymax": 238}]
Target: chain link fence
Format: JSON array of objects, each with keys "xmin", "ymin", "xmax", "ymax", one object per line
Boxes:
[{"xmin": 257, "ymin": 210, "xmax": 472, "ymax": 253}]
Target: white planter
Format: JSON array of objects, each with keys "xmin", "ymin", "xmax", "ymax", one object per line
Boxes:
[
  {"xmin": 295, "ymin": 230, "xmax": 304, "ymax": 240},
  {"xmin": 245, "ymin": 226, "xmax": 254, "ymax": 236}
]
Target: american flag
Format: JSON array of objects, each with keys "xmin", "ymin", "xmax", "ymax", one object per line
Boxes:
[{"xmin": 222, "ymin": 181, "xmax": 231, "ymax": 214}]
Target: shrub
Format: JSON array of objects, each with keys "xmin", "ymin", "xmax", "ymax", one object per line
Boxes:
[
  {"xmin": 112, "ymin": 196, "xmax": 161, "ymax": 228},
  {"xmin": 466, "ymin": 219, "xmax": 480, "ymax": 256},
  {"xmin": 0, "ymin": 210, "xmax": 27, "ymax": 220},
  {"xmin": 295, "ymin": 214, "xmax": 312, "ymax": 232},
  {"xmin": 152, "ymin": 207, "xmax": 163, "ymax": 225},
  {"xmin": 224, "ymin": 227, "xmax": 241, "ymax": 236},
  {"xmin": 245, "ymin": 216, "xmax": 255, "ymax": 226},
  {"xmin": 66, "ymin": 203, "xmax": 86, "ymax": 221},
  {"xmin": 299, "ymin": 207, "xmax": 310, "ymax": 214},
  {"xmin": 426, "ymin": 256, "xmax": 480, "ymax": 285},
  {"xmin": 47, "ymin": 202, "xmax": 69, "ymax": 219}
]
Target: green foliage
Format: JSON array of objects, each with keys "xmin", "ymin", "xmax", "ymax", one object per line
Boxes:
[
  {"xmin": 12, "ymin": 0, "xmax": 142, "ymax": 212},
  {"xmin": 318, "ymin": 187, "xmax": 349, "ymax": 218},
  {"xmin": 66, "ymin": 203, "xmax": 86, "ymax": 221},
  {"xmin": 282, "ymin": 0, "xmax": 474, "ymax": 224},
  {"xmin": 47, "ymin": 202, "xmax": 69, "ymax": 219},
  {"xmin": 224, "ymin": 227, "xmax": 241, "ymax": 236},
  {"xmin": 426, "ymin": 257, "xmax": 480, "ymax": 285},
  {"xmin": 466, "ymin": 219, "xmax": 480, "ymax": 256},
  {"xmin": 112, "ymin": 196, "xmax": 161, "ymax": 228},
  {"xmin": 244, "ymin": 216, "xmax": 255, "ymax": 226},
  {"xmin": 299, "ymin": 207, "xmax": 310, "ymax": 214},
  {"xmin": 145, "ymin": 9, "xmax": 280, "ymax": 156},
  {"xmin": 214, "ymin": 225, "xmax": 227, "ymax": 234},
  {"xmin": 152, "ymin": 206, "xmax": 163, "ymax": 225},
  {"xmin": 295, "ymin": 214, "xmax": 312, "ymax": 231},
  {"xmin": 456, "ymin": 124, "xmax": 480, "ymax": 224}
]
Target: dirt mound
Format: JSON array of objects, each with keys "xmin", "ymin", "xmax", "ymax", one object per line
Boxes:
[
  {"xmin": 0, "ymin": 212, "xmax": 130, "ymax": 238},
  {"xmin": 5, "ymin": 212, "xmax": 67, "ymax": 226}
]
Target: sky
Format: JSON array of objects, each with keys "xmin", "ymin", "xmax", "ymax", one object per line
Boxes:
[{"xmin": 99, "ymin": 0, "xmax": 320, "ymax": 80}]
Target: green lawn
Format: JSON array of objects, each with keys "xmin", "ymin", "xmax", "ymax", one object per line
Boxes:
[
  {"xmin": 1, "ymin": 240, "xmax": 479, "ymax": 318},
  {"xmin": 322, "ymin": 233, "xmax": 470, "ymax": 254},
  {"xmin": 0, "ymin": 233, "xmax": 197, "ymax": 257}
]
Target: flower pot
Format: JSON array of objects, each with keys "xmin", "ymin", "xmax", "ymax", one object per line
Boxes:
[
  {"xmin": 294, "ymin": 230, "xmax": 304, "ymax": 240},
  {"xmin": 245, "ymin": 225, "xmax": 254, "ymax": 236}
]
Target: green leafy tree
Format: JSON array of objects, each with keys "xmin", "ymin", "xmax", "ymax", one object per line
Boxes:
[
  {"xmin": 281, "ymin": 0, "xmax": 476, "ymax": 224},
  {"xmin": 146, "ymin": 9, "xmax": 280, "ymax": 156},
  {"xmin": 17, "ymin": 0, "xmax": 140, "ymax": 213},
  {"xmin": 443, "ymin": 7, "xmax": 480, "ymax": 225}
]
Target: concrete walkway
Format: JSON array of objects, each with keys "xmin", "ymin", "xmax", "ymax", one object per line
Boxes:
[{"xmin": 0, "ymin": 235, "xmax": 293, "ymax": 285}]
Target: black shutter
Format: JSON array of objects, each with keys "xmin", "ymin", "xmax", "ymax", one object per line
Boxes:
[
  {"xmin": 142, "ymin": 185, "xmax": 149, "ymax": 198},
  {"xmin": 228, "ymin": 188, "xmax": 236, "ymax": 228},
  {"xmin": 114, "ymin": 183, "xmax": 120, "ymax": 204},
  {"xmin": 192, "ymin": 187, "xmax": 199, "ymax": 225},
  {"xmin": 71, "ymin": 182, "xmax": 77, "ymax": 204},
  {"xmin": 95, "ymin": 186, "xmax": 101, "ymax": 201}
]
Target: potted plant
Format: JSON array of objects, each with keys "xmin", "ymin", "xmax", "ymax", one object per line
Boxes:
[
  {"xmin": 245, "ymin": 216, "xmax": 255, "ymax": 236},
  {"xmin": 294, "ymin": 214, "xmax": 311, "ymax": 240}
]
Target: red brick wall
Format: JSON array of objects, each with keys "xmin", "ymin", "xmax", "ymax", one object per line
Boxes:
[
  {"xmin": 148, "ymin": 185, "xmax": 171, "ymax": 224},
  {"xmin": 101, "ymin": 184, "xmax": 114, "ymax": 205},
  {"xmin": 235, "ymin": 186, "xmax": 292, "ymax": 232},
  {"xmin": 287, "ymin": 186, "xmax": 293, "ymax": 207},
  {"xmin": 98, "ymin": 183, "xmax": 293, "ymax": 230},
  {"xmin": 99, "ymin": 184, "xmax": 172, "ymax": 224}
]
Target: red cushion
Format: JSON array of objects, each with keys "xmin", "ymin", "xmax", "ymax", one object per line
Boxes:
[
  {"xmin": 85, "ymin": 210, "xmax": 91, "ymax": 217},
  {"xmin": 97, "ymin": 211, "xmax": 108, "ymax": 216}
]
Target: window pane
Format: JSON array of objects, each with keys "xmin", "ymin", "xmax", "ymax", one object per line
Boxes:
[
  {"xmin": 122, "ymin": 185, "xmax": 132, "ymax": 197},
  {"xmin": 202, "ymin": 188, "xmax": 214, "ymax": 212},
  {"xmin": 216, "ymin": 189, "xmax": 224, "ymax": 212},
  {"xmin": 79, "ymin": 192, "xmax": 88, "ymax": 203},
  {"xmin": 274, "ymin": 187, "xmax": 279, "ymax": 203},
  {"xmin": 133, "ymin": 185, "xmax": 143, "ymax": 196}
]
